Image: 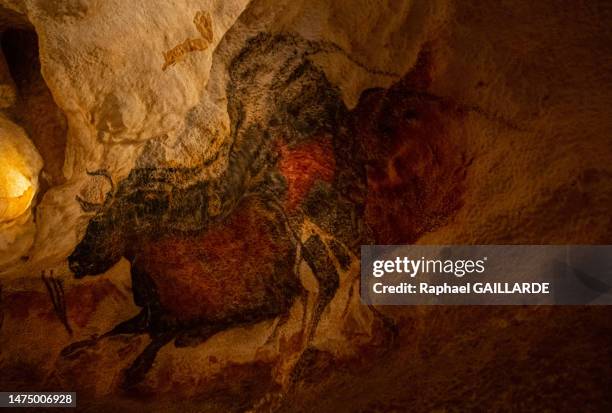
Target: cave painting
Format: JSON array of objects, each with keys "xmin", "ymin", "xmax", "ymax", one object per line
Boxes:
[
  {"xmin": 162, "ymin": 11, "xmax": 214, "ymax": 71},
  {"xmin": 65, "ymin": 33, "xmax": 409, "ymax": 396},
  {"xmin": 2, "ymin": 1, "xmax": 610, "ymax": 411}
]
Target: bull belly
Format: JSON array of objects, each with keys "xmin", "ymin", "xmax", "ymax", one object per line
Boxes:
[{"xmin": 137, "ymin": 197, "xmax": 298, "ymax": 323}]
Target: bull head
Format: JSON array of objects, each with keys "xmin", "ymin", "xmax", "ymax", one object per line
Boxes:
[{"xmin": 70, "ymin": 169, "xmax": 124, "ymax": 278}]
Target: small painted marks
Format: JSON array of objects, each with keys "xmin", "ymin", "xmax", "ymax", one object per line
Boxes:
[
  {"xmin": 41, "ymin": 270, "xmax": 72, "ymax": 335},
  {"xmin": 162, "ymin": 38, "xmax": 207, "ymax": 71},
  {"xmin": 162, "ymin": 11, "xmax": 213, "ymax": 71},
  {"xmin": 194, "ymin": 10, "xmax": 213, "ymax": 43}
]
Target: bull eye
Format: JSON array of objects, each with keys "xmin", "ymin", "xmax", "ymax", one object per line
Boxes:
[{"xmin": 128, "ymin": 190, "xmax": 170, "ymax": 217}]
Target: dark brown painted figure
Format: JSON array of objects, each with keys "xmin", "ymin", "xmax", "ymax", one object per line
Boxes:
[
  {"xmin": 64, "ymin": 34, "xmax": 465, "ymax": 389},
  {"xmin": 64, "ymin": 33, "xmax": 354, "ymax": 388}
]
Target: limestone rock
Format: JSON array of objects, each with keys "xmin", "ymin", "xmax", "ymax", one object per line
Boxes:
[{"xmin": 0, "ymin": 0, "xmax": 610, "ymax": 411}]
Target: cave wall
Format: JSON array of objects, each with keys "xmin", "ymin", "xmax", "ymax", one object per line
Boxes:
[{"xmin": 0, "ymin": 0, "xmax": 610, "ymax": 411}]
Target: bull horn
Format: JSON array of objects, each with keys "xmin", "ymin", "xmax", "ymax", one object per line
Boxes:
[
  {"xmin": 75, "ymin": 195, "xmax": 103, "ymax": 213},
  {"xmin": 86, "ymin": 169, "xmax": 115, "ymax": 194},
  {"xmin": 76, "ymin": 169, "xmax": 116, "ymax": 213}
]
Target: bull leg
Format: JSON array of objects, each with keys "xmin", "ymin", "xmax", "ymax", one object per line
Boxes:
[
  {"xmin": 265, "ymin": 245, "xmax": 310, "ymax": 347},
  {"xmin": 60, "ymin": 307, "xmax": 151, "ymax": 358},
  {"xmin": 301, "ymin": 234, "xmax": 339, "ymax": 340},
  {"xmin": 264, "ymin": 307, "xmax": 293, "ymax": 346},
  {"xmin": 368, "ymin": 304, "xmax": 399, "ymax": 347},
  {"xmin": 253, "ymin": 236, "xmax": 338, "ymax": 410},
  {"xmin": 121, "ymin": 332, "xmax": 175, "ymax": 390}
]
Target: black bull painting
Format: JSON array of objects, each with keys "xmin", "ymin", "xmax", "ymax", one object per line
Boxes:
[{"xmin": 63, "ymin": 33, "xmax": 402, "ymax": 388}]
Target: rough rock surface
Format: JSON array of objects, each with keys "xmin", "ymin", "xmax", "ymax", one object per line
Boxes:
[{"xmin": 0, "ymin": 0, "xmax": 611, "ymax": 412}]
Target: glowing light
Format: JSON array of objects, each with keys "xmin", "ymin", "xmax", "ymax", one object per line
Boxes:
[
  {"xmin": 0, "ymin": 165, "xmax": 31, "ymax": 198},
  {"xmin": 0, "ymin": 156, "xmax": 36, "ymax": 222}
]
